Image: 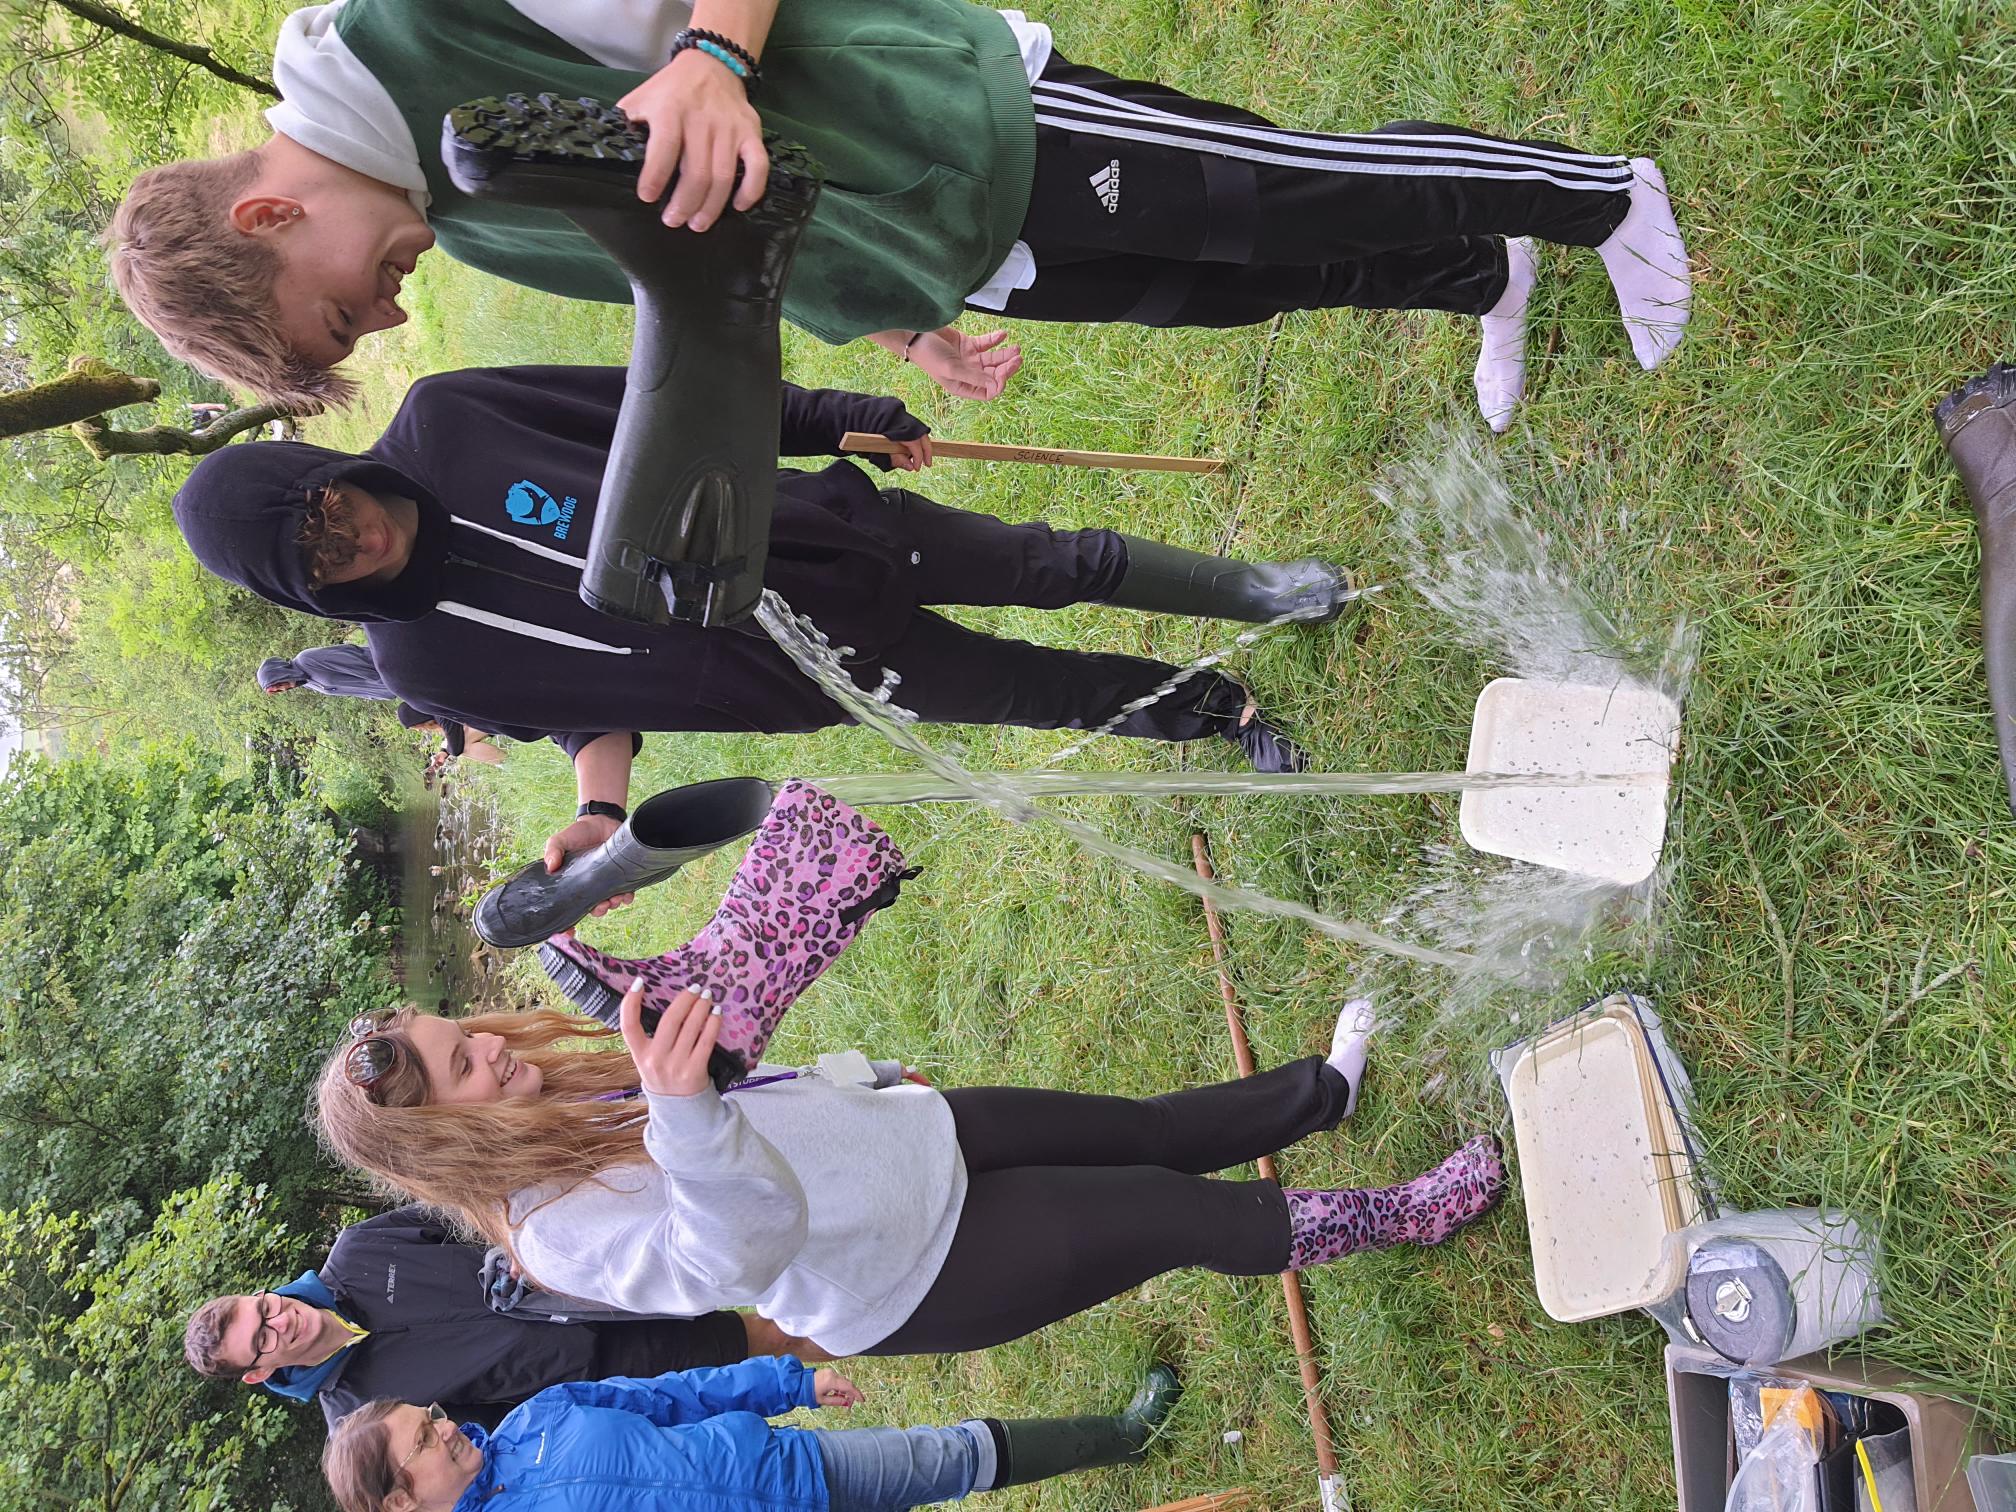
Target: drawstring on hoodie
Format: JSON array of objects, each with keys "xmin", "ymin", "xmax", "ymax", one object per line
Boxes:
[{"xmin": 440, "ymin": 517, "xmax": 643, "ymax": 656}]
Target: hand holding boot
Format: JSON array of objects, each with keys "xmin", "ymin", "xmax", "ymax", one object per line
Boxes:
[
  {"xmin": 542, "ymin": 813, "xmax": 636, "ymax": 918},
  {"xmin": 618, "ymin": 48, "xmax": 768, "ymax": 232},
  {"xmin": 620, "ymin": 981, "xmax": 721, "ymax": 1097}
]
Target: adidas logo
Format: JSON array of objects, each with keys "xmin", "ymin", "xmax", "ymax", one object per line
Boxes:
[{"xmin": 1089, "ymin": 159, "xmax": 1121, "ymax": 213}]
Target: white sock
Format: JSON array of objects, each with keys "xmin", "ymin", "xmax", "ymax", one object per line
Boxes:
[
  {"xmin": 1474, "ymin": 236, "xmax": 1537, "ymax": 433},
  {"xmin": 1327, "ymin": 997, "xmax": 1376, "ymax": 1117},
  {"xmin": 1597, "ymin": 157, "xmax": 1692, "ymax": 370}
]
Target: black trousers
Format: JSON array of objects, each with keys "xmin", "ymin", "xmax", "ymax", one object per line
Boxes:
[
  {"xmin": 862, "ymin": 488, "xmax": 1247, "ymax": 744},
  {"xmin": 863, "ymin": 1057, "xmax": 1352, "ymax": 1355},
  {"xmin": 589, "ymin": 1309, "xmax": 751, "ymax": 1378},
  {"xmin": 987, "ymin": 56, "xmax": 1634, "ymax": 327}
]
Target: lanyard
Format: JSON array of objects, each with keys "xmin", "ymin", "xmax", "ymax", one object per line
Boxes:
[{"xmin": 593, "ymin": 1070, "xmax": 803, "ymax": 1103}]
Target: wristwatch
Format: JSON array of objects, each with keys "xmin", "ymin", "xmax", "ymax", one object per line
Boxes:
[{"xmin": 577, "ymin": 800, "xmax": 628, "ymax": 823}]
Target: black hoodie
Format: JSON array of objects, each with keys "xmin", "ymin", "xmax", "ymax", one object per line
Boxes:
[
  {"xmin": 172, "ymin": 368, "xmax": 931, "ymax": 752},
  {"xmin": 304, "ymin": 1207, "xmax": 746, "ymax": 1432}
]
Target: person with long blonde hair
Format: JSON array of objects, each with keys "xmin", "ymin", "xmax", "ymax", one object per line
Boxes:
[{"xmin": 315, "ymin": 975, "xmax": 1504, "ymax": 1360}]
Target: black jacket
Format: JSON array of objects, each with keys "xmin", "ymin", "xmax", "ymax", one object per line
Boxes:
[
  {"xmin": 309, "ymin": 1207, "xmax": 746, "ymax": 1432},
  {"xmin": 171, "ymin": 368, "xmax": 931, "ymax": 754}
]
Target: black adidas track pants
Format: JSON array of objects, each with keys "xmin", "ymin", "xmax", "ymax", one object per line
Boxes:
[{"xmin": 984, "ymin": 56, "xmax": 1635, "ymax": 328}]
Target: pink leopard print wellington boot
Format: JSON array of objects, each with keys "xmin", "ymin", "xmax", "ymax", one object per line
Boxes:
[
  {"xmin": 1284, "ymin": 1134, "xmax": 1506, "ymax": 1270},
  {"xmin": 539, "ymin": 780, "xmax": 918, "ymax": 1090}
]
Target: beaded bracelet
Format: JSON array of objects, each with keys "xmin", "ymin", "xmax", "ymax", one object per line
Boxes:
[{"xmin": 670, "ymin": 27, "xmax": 761, "ymax": 83}]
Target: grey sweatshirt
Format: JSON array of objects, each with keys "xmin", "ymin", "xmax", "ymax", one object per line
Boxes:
[{"xmin": 508, "ymin": 1069, "xmax": 967, "ymax": 1357}]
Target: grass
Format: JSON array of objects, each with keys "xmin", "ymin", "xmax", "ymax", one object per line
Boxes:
[{"xmin": 312, "ymin": 1, "xmax": 2016, "ymax": 1506}]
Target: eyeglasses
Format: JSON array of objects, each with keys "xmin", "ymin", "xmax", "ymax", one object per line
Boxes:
[
  {"xmin": 344, "ymin": 1007, "xmax": 402, "ymax": 1094},
  {"xmin": 396, "ymin": 1403, "xmax": 451, "ymax": 1477},
  {"xmin": 244, "ymin": 1291, "xmax": 283, "ymax": 1370}
]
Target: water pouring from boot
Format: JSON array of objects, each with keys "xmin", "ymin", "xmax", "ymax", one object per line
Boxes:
[{"xmin": 442, "ymin": 96, "xmax": 1687, "ymax": 990}]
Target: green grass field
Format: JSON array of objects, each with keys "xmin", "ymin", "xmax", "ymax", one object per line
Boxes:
[{"xmin": 317, "ymin": 3, "xmax": 2016, "ymax": 1505}]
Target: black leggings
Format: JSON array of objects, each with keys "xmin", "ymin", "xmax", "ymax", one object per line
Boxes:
[{"xmin": 862, "ymin": 1057, "xmax": 1351, "ymax": 1356}]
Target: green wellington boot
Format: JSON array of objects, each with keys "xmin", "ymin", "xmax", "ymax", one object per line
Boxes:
[
  {"xmin": 442, "ymin": 93, "xmax": 822, "ymax": 629},
  {"xmin": 1936, "ymin": 364, "xmax": 2016, "ymax": 818},
  {"xmin": 1107, "ymin": 536, "xmax": 1356, "ymax": 624},
  {"xmin": 981, "ymin": 1363, "xmax": 1182, "ymax": 1490}
]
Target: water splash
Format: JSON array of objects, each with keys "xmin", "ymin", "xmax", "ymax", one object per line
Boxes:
[
  {"xmin": 817, "ymin": 768, "xmax": 1665, "ymax": 806},
  {"xmin": 750, "ymin": 427, "xmax": 1694, "ymax": 1040},
  {"xmin": 754, "ymin": 591, "xmax": 1474, "ymax": 968},
  {"xmin": 1383, "ymin": 428, "xmax": 1695, "ymax": 702},
  {"xmin": 1034, "ymin": 583, "xmax": 1385, "ymax": 768},
  {"xmin": 1357, "ymin": 429, "xmax": 1697, "ymax": 1093}
]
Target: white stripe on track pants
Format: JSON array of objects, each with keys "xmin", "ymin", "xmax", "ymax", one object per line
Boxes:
[{"xmin": 986, "ymin": 55, "xmax": 1634, "ymax": 327}]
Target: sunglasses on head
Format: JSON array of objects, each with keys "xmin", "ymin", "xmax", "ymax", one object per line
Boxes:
[{"xmin": 344, "ymin": 1007, "xmax": 403, "ymax": 1095}]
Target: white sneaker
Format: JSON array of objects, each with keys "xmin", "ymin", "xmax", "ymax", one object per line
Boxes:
[{"xmin": 1327, "ymin": 997, "xmax": 1376, "ymax": 1117}]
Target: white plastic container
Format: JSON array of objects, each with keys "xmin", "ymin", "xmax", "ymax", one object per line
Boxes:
[
  {"xmin": 1499, "ymin": 1000, "xmax": 1702, "ymax": 1321},
  {"xmin": 1968, "ymin": 1453, "xmax": 2016, "ymax": 1512},
  {"xmin": 1460, "ymin": 676, "xmax": 1682, "ymax": 885}
]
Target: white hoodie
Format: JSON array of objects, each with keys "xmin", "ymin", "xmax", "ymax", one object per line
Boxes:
[{"xmin": 509, "ymin": 1067, "xmax": 967, "ymax": 1357}]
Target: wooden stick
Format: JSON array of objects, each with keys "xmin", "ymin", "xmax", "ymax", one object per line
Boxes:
[
  {"xmin": 1137, "ymin": 1494, "xmax": 1256, "ymax": 1512},
  {"xmin": 840, "ymin": 430, "xmax": 1226, "ymax": 474},
  {"xmin": 1192, "ymin": 833, "xmax": 1346, "ymax": 1512}
]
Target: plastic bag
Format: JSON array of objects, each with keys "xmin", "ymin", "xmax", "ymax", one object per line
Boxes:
[
  {"xmin": 1853, "ymin": 1429, "xmax": 1915, "ymax": 1512},
  {"xmin": 1731, "ymin": 1375, "xmax": 1818, "ymax": 1465},
  {"xmin": 1727, "ymin": 1411, "xmax": 1821, "ymax": 1512}
]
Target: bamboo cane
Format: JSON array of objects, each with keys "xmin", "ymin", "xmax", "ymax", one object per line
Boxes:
[
  {"xmin": 839, "ymin": 430, "xmax": 1226, "ymax": 474},
  {"xmin": 1192, "ymin": 832, "xmax": 1347, "ymax": 1512},
  {"xmin": 1136, "ymin": 1493, "xmax": 1257, "ymax": 1512}
]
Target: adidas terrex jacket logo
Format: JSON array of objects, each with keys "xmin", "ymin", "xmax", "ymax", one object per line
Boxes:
[{"xmin": 1089, "ymin": 159, "xmax": 1120, "ymax": 213}]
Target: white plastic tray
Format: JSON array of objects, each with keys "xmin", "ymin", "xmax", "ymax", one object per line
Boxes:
[
  {"xmin": 1506, "ymin": 1011, "xmax": 1689, "ymax": 1321},
  {"xmin": 1460, "ymin": 676, "xmax": 1681, "ymax": 886}
]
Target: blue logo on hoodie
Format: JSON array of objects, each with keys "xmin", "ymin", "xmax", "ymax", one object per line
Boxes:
[{"xmin": 506, "ymin": 480, "xmax": 577, "ymax": 540}]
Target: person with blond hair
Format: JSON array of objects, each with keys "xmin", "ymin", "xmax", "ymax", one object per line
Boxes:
[
  {"xmin": 106, "ymin": 1, "xmax": 1689, "ymax": 430},
  {"xmin": 312, "ymin": 961, "xmax": 1503, "ymax": 1361},
  {"xmin": 321, "ymin": 1358, "xmax": 1182, "ymax": 1512}
]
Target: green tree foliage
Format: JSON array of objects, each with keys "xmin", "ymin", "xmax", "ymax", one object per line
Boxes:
[
  {"xmin": 0, "ymin": 747, "xmax": 397, "ymax": 1242},
  {"xmin": 0, "ymin": 1176, "xmax": 328, "ymax": 1510}
]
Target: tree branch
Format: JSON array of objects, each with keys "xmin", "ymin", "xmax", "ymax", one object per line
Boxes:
[
  {"xmin": 0, "ymin": 359, "xmax": 157, "ymax": 439},
  {"xmin": 43, "ymin": 0, "xmax": 279, "ymax": 98},
  {"xmin": 72, "ymin": 403, "xmax": 298, "ymax": 461}
]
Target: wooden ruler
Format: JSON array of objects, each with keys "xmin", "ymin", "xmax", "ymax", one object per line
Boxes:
[{"xmin": 840, "ymin": 431, "xmax": 1226, "ymax": 474}]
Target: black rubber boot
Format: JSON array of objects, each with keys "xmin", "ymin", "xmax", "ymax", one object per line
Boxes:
[
  {"xmin": 1225, "ymin": 706, "xmax": 1310, "ymax": 773},
  {"xmin": 1935, "ymin": 364, "xmax": 2016, "ymax": 818},
  {"xmin": 1106, "ymin": 536, "xmax": 1355, "ymax": 623},
  {"xmin": 474, "ymin": 778, "xmax": 779, "ymax": 948},
  {"xmin": 442, "ymin": 94, "xmax": 822, "ymax": 628},
  {"xmin": 981, "ymin": 1364, "xmax": 1182, "ymax": 1490}
]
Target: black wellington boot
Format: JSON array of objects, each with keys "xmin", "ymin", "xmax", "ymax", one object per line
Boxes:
[
  {"xmin": 1935, "ymin": 364, "xmax": 2016, "ymax": 818},
  {"xmin": 442, "ymin": 94, "xmax": 822, "ymax": 628},
  {"xmin": 981, "ymin": 1364, "xmax": 1182, "ymax": 1490},
  {"xmin": 474, "ymin": 777, "xmax": 779, "ymax": 948},
  {"xmin": 1107, "ymin": 536, "xmax": 1356, "ymax": 623}
]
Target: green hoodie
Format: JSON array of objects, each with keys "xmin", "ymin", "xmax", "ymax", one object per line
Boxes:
[{"xmin": 337, "ymin": 0, "xmax": 1036, "ymax": 342}]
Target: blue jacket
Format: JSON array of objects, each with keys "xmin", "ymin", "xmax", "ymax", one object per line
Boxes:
[{"xmin": 452, "ymin": 1358, "xmax": 830, "ymax": 1512}]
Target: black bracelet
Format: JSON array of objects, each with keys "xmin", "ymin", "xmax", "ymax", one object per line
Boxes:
[
  {"xmin": 902, "ymin": 330, "xmax": 926, "ymax": 361},
  {"xmin": 670, "ymin": 26, "xmax": 761, "ymax": 82},
  {"xmin": 577, "ymin": 799, "xmax": 628, "ymax": 823}
]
